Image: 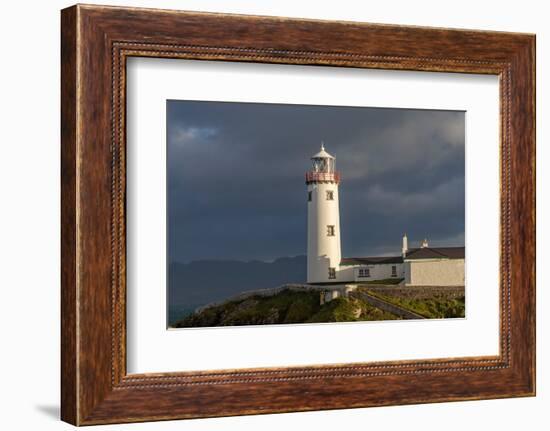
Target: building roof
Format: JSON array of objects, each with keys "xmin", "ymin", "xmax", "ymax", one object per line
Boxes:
[
  {"xmin": 311, "ymin": 143, "xmax": 335, "ymax": 159},
  {"xmin": 404, "ymin": 246, "xmax": 465, "ymax": 260},
  {"xmin": 340, "ymin": 256, "xmax": 404, "ymax": 266},
  {"xmin": 340, "ymin": 246, "xmax": 465, "ymax": 266}
]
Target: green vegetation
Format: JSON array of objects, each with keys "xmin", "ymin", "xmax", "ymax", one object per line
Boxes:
[
  {"xmin": 172, "ymin": 285, "xmax": 466, "ymax": 328},
  {"xmin": 359, "ymin": 278, "xmax": 404, "ymax": 285},
  {"xmin": 172, "ymin": 289, "xmax": 400, "ymax": 328},
  {"xmin": 307, "ymin": 297, "xmax": 400, "ymax": 323},
  {"xmin": 366, "ymin": 290, "xmax": 465, "ymax": 319}
]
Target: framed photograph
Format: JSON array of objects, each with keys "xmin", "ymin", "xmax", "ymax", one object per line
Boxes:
[
  {"xmin": 165, "ymin": 101, "xmax": 467, "ymax": 330},
  {"xmin": 61, "ymin": 4, "xmax": 535, "ymax": 425}
]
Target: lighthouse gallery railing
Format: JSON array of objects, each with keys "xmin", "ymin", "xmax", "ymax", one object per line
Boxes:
[{"xmin": 305, "ymin": 171, "xmax": 341, "ymax": 184}]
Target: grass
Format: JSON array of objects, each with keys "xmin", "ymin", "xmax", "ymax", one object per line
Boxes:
[
  {"xmin": 358, "ymin": 278, "xmax": 404, "ymax": 285},
  {"xmin": 366, "ymin": 290, "xmax": 465, "ymax": 319},
  {"xmin": 172, "ymin": 289, "xmax": 401, "ymax": 328},
  {"xmin": 307, "ymin": 297, "xmax": 401, "ymax": 323}
]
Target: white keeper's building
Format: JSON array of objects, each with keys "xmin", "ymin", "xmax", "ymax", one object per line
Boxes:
[{"xmin": 306, "ymin": 144, "xmax": 465, "ymax": 286}]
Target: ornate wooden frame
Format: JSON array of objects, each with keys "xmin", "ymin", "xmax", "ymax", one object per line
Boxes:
[{"xmin": 61, "ymin": 4, "xmax": 535, "ymax": 426}]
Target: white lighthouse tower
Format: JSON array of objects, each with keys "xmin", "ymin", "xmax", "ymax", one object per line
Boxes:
[{"xmin": 306, "ymin": 143, "xmax": 342, "ymax": 283}]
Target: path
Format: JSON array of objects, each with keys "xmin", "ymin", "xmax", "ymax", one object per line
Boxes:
[{"xmin": 352, "ymin": 291, "xmax": 426, "ymax": 320}]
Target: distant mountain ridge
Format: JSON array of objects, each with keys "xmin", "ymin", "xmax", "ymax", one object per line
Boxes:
[{"xmin": 169, "ymin": 255, "xmax": 307, "ymax": 319}]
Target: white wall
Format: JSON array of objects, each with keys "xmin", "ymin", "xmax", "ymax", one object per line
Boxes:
[
  {"xmin": 406, "ymin": 259, "xmax": 465, "ymax": 286},
  {"xmin": 0, "ymin": 1, "xmax": 547, "ymax": 431},
  {"xmin": 346, "ymin": 263, "xmax": 404, "ymax": 282},
  {"xmin": 307, "ymin": 182, "xmax": 342, "ymax": 282}
]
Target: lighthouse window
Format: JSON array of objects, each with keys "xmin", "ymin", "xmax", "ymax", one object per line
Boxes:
[
  {"xmin": 328, "ymin": 267, "xmax": 336, "ymax": 279},
  {"xmin": 326, "ymin": 190, "xmax": 334, "ymax": 200},
  {"xmin": 327, "ymin": 225, "xmax": 335, "ymax": 236},
  {"xmin": 308, "ymin": 191, "xmax": 312, "ymax": 201},
  {"xmin": 391, "ymin": 265, "xmax": 397, "ymax": 277}
]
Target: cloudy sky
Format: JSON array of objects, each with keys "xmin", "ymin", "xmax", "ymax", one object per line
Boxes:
[{"xmin": 167, "ymin": 100, "xmax": 465, "ymax": 264}]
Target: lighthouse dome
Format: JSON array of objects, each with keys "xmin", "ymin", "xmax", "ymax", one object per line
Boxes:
[{"xmin": 312, "ymin": 142, "xmax": 335, "ymax": 159}]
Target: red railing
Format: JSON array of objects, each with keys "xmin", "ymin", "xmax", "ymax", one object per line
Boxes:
[{"xmin": 305, "ymin": 171, "xmax": 341, "ymax": 184}]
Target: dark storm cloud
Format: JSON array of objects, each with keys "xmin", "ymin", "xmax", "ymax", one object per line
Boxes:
[{"xmin": 167, "ymin": 101, "xmax": 465, "ymax": 263}]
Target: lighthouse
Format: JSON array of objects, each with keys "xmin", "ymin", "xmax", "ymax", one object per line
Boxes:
[{"xmin": 306, "ymin": 143, "xmax": 342, "ymax": 283}]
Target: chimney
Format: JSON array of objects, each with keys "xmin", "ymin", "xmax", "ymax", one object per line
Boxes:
[
  {"xmin": 402, "ymin": 234, "xmax": 408, "ymax": 257},
  {"xmin": 421, "ymin": 238, "xmax": 429, "ymax": 248}
]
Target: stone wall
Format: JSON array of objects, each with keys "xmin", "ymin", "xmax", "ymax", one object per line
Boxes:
[{"xmin": 406, "ymin": 259, "xmax": 465, "ymax": 286}]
